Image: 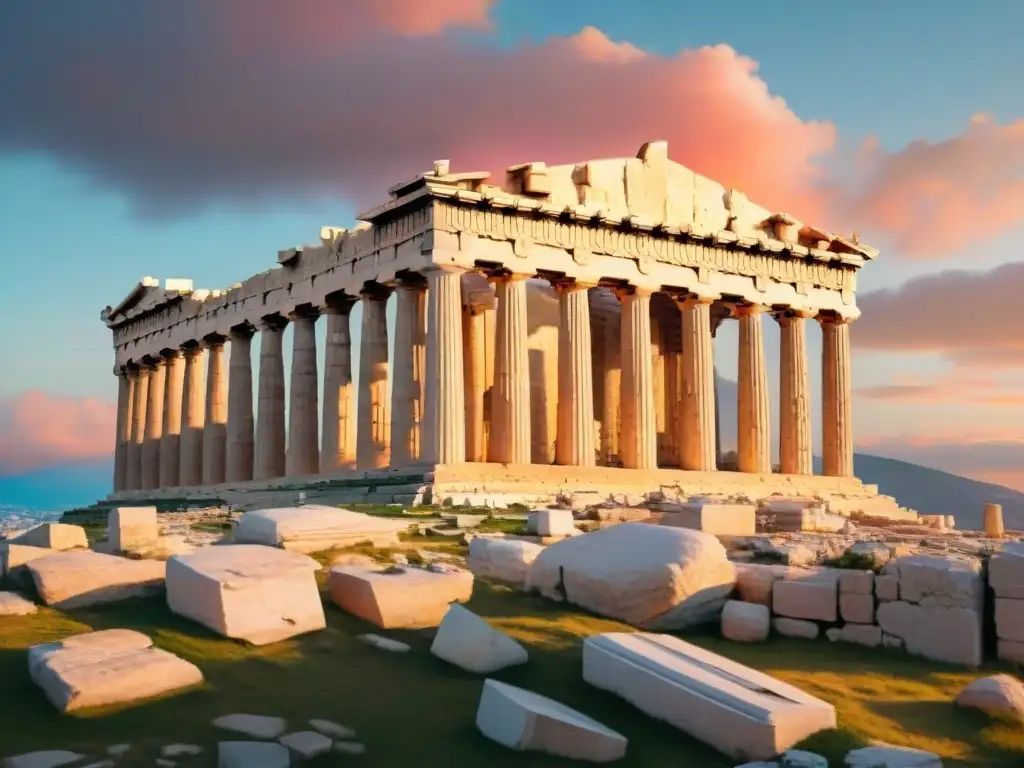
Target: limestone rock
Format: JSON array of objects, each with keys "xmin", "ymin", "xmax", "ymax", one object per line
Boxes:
[
  {"xmin": 359, "ymin": 633, "xmax": 411, "ymax": 652},
  {"xmin": 990, "ymin": 542, "xmax": 1024, "ymax": 598},
  {"xmin": 213, "ymin": 714, "xmax": 288, "ymax": 739},
  {"xmin": 844, "ymin": 744, "xmax": 942, "ymax": 767},
  {"xmin": 780, "ymin": 750, "xmax": 828, "ymax": 767},
  {"xmin": 217, "ymin": 741, "xmax": 290, "ymax": 768},
  {"xmin": 721, "ymin": 600, "xmax": 770, "ymax": 642},
  {"xmin": 108, "ymin": 506, "xmax": 158, "ymax": 553},
  {"xmin": 476, "ymin": 678, "xmax": 627, "ymax": 762},
  {"xmin": 834, "ymin": 623, "xmax": 882, "ymax": 648},
  {"xmin": 839, "ymin": 592, "xmax": 875, "ymax": 624},
  {"xmin": 0, "ymin": 591, "xmax": 37, "ymax": 616},
  {"xmin": 883, "ymin": 555, "xmax": 983, "ymax": 610},
  {"xmin": 309, "ymin": 719, "xmax": 356, "ymax": 740},
  {"xmin": 995, "ymin": 597, "xmax": 1024, "ymax": 642},
  {"xmin": 167, "ymin": 545, "xmax": 325, "ymax": 645},
  {"xmin": 846, "ymin": 540, "xmax": 892, "ymax": 568},
  {"xmin": 234, "ymin": 505, "xmax": 404, "ymax": 553},
  {"xmin": 329, "ymin": 563, "xmax": 473, "ymax": 629},
  {"xmin": 10, "ymin": 523, "xmax": 87, "ymax": 551},
  {"xmin": 467, "ymin": 537, "xmax": 543, "ymax": 587},
  {"xmin": 875, "ymin": 574, "xmax": 899, "ymax": 601},
  {"xmin": 838, "ymin": 569, "xmax": 874, "ymax": 595},
  {"xmin": 27, "ymin": 551, "xmax": 165, "ymax": 609},
  {"xmin": 430, "ymin": 604, "xmax": 528, "ymax": 673},
  {"xmin": 999, "ymin": 639, "xmax": 1024, "ymax": 664},
  {"xmin": 773, "ymin": 570, "xmax": 838, "ymax": 622},
  {"xmin": 734, "ymin": 563, "xmax": 789, "ymax": 605},
  {"xmin": 527, "ymin": 523, "xmax": 736, "ymax": 629},
  {"xmin": 533, "ymin": 509, "xmax": 576, "ymax": 537},
  {"xmin": 583, "ymin": 632, "xmax": 836, "ymax": 761},
  {"xmin": 659, "ymin": 499, "xmax": 756, "ymax": 536},
  {"xmin": 28, "ymin": 629, "xmax": 202, "ymax": 712},
  {"xmin": 279, "ymin": 731, "xmax": 332, "ymax": 759},
  {"xmin": 955, "ymin": 674, "xmax": 1024, "ymax": 719},
  {"xmin": 0, "ymin": 544, "xmax": 53, "ymax": 584},
  {"xmin": 877, "ymin": 600, "xmax": 982, "ymax": 667},
  {"xmin": 773, "ymin": 617, "xmax": 819, "ymax": 639},
  {"xmin": 2, "ymin": 751, "xmax": 83, "ymax": 768},
  {"xmin": 161, "ymin": 744, "xmax": 202, "ymax": 758}
]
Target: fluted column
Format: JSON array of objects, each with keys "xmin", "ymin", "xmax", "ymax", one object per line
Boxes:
[
  {"xmin": 678, "ymin": 295, "xmax": 717, "ymax": 471},
  {"xmin": 286, "ymin": 310, "xmax": 320, "ymax": 477},
  {"xmin": 423, "ymin": 267, "xmax": 467, "ymax": 464},
  {"xmin": 179, "ymin": 345, "xmax": 206, "ymax": 486},
  {"xmin": 159, "ymin": 350, "xmax": 184, "ymax": 488},
  {"xmin": 489, "ymin": 273, "xmax": 531, "ymax": 465},
  {"xmin": 113, "ymin": 368, "xmax": 134, "ymax": 492},
  {"xmin": 601, "ymin": 306, "xmax": 622, "ymax": 465},
  {"xmin": 821, "ymin": 313, "xmax": 855, "ymax": 477},
  {"xmin": 463, "ymin": 304, "xmax": 487, "ymax": 462},
  {"xmin": 255, "ymin": 315, "xmax": 288, "ymax": 480},
  {"xmin": 555, "ymin": 282, "xmax": 595, "ymax": 466},
  {"xmin": 776, "ymin": 309, "xmax": 814, "ymax": 475},
  {"xmin": 391, "ymin": 281, "xmax": 427, "ymax": 466},
  {"xmin": 126, "ymin": 365, "xmax": 148, "ymax": 491},
  {"xmin": 735, "ymin": 304, "xmax": 771, "ymax": 474},
  {"xmin": 141, "ymin": 359, "xmax": 165, "ymax": 490},
  {"xmin": 711, "ymin": 313, "xmax": 726, "ymax": 468},
  {"xmin": 226, "ymin": 325, "xmax": 255, "ymax": 483},
  {"xmin": 203, "ymin": 337, "xmax": 228, "ymax": 485},
  {"xmin": 619, "ymin": 287, "xmax": 657, "ymax": 470},
  {"xmin": 321, "ymin": 300, "xmax": 356, "ymax": 473},
  {"xmin": 357, "ymin": 288, "xmax": 391, "ymax": 469}
]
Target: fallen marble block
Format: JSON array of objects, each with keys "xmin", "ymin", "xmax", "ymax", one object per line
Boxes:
[
  {"xmin": 430, "ymin": 604, "xmax": 528, "ymax": 673},
  {"xmin": 843, "ymin": 744, "xmax": 942, "ymax": 767},
  {"xmin": 329, "ymin": 563, "xmax": 472, "ymax": 629},
  {"xmin": 108, "ymin": 506, "xmax": 158, "ymax": 553},
  {"xmin": 876, "ymin": 600, "xmax": 982, "ymax": 667},
  {"xmin": 533, "ymin": 509, "xmax": 576, "ymax": 537},
  {"xmin": 217, "ymin": 741, "xmax": 290, "ymax": 768},
  {"xmin": 2, "ymin": 751, "xmax": 83, "ymax": 768},
  {"xmin": 582, "ymin": 632, "xmax": 836, "ymax": 761},
  {"xmin": 0, "ymin": 591, "xmax": 37, "ymax": 616},
  {"xmin": 660, "ymin": 499, "xmax": 756, "ymax": 536},
  {"xmin": 27, "ymin": 551, "xmax": 165, "ymax": 609},
  {"xmin": 10, "ymin": 523, "xmax": 88, "ymax": 551},
  {"xmin": 955, "ymin": 674, "xmax": 1024, "ymax": 719},
  {"xmin": 527, "ymin": 523, "xmax": 736, "ymax": 629},
  {"xmin": 167, "ymin": 545, "xmax": 325, "ymax": 645},
  {"xmin": 213, "ymin": 714, "xmax": 288, "ymax": 739},
  {"xmin": 476, "ymin": 678, "xmax": 627, "ymax": 763},
  {"xmin": 0, "ymin": 543, "xmax": 53, "ymax": 585},
  {"xmin": 467, "ymin": 537, "xmax": 543, "ymax": 587},
  {"xmin": 28, "ymin": 629, "xmax": 202, "ymax": 713},
  {"xmin": 721, "ymin": 600, "xmax": 770, "ymax": 643},
  {"xmin": 234, "ymin": 505, "xmax": 405, "ymax": 553}
]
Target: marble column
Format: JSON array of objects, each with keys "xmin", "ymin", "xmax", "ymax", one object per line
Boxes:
[
  {"xmin": 203, "ymin": 337, "xmax": 229, "ymax": 485},
  {"xmin": 179, "ymin": 345, "xmax": 206, "ymax": 487},
  {"xmin": 463, "ymin": 304, "xmax": 487, "ymax": 462},
  {"xmin": 113, "ymin": 368, "xmax": 134, "ymax": 492},
  {"xmin": 255, "ymin": 315, "xmax": 288, "ymax": 481},
  {"xmin": 678, "ymin": 295, "xmax": 717, "ymax": 471},
  {"xmin": 776, "ymin": 309, "xmax": 814, "ymax": 475},
  {"xmin": 391, "ymin": 281, "xmax": 427, "ymax": 466},
  {"xmin": 619, "ymin": 288, "xmax": 657, "ymax": 470},
  {"xmin": 126, "ymin": 365, "xmax": 148, "ymax": 491},
  {"xmin": 555, "ymin": 282, "xmax": 595, "ymax": 466},
  {"xmin": 601, "ymin": 305, "xmax": 622, "ymax": 465},
  {"xmin": 141, "ymin": 359, "xmax": 165, "ymax": 490},
  {"xmin": 489, "ymin": 274, "xmax": 531, "ymax": 465},
  {"xmin": 423, "ymin": 267, "xmax": 467, "ymax": 464},
  {"xmin": 226, "ymin": 325, "xmax": 255, "ymax": 483},
  {"xmin": 735, "ymin": 304, "xmax": 771, "ymax": 474},
  {"xmin": 159, "ymin": 350, "xmax": 184, "ymax": 488},
  {"xmin": 711, "ymin": 314, "xmax": 726, "ymax": 468},
  {"xmin": 321, "ymin": 300, "xmax": 356, "ymax": 473},
  {"xmin": 357, "ymin": 288, "xmax": 391, "ymax": 469},
  {"xmin": 821, "ymin": 313, "xmax": 855, "ymax": 477},
  {"xmin": 286, "ymin": 311, "xmax": 320, "ymax": 478}
]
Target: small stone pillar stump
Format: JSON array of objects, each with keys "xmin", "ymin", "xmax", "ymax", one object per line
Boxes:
[{"xmin": 984, "ymin": 503, "xmax": 1005, "ymax": 538}]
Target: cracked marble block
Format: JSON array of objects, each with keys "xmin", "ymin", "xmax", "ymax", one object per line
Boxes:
[
  {"xmin": 328, "ymin": 564, "xmax": 473, "ymax": 629},
  {"xmin": 167, "ymin": 545, "xmax": 326, "ymax": 645}
]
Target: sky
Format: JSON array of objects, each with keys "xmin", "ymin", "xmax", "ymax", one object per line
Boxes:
[{"xmin": 1, "ymin": 0, "xmax": 1023, "ymax": 490}]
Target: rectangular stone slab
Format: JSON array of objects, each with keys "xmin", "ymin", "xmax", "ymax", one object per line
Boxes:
[
  {"xmin": 27, "ymin": 551, "xmax": 166, "ymax": 609},
  {"xmin": 329, "ymin": 565, "xmax": 473, "ymax": 629},
  {"xmin": 28, "ymin": 629, "xmax": 203, "ymax": 713},
  {"xmin": 582, "ymin": 632, "xmax": 836, "ymax": 761},
  {"xmin": 234, "ymin": 506, "xmax": 406, "ymax": 553}
]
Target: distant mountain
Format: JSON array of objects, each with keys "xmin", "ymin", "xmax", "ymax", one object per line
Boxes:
[{"xmin": 0, "ymin": 460, "xmax": 112, "ymax": 511}]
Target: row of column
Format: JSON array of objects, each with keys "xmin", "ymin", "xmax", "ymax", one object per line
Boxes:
[{"xmin": 111, "ymin": 269, "xmax": 854, "ymax": 493}]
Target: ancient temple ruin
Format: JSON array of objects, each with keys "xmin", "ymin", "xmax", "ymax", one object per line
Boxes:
[{"xmin": 101, "ymin": 140, "xmax": 897, "ymax": 513}]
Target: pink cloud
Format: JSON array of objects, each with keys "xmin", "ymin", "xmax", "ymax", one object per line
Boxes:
[
  {"xmin": 856, "ymin": 370, "xmax": 1024, "ymax": 404},
  {"xmin": 842, "ymin": 114, "xmax": 1024, "ymax": 256},
  {"xmin": 0, "ymin": 391, "xmax": 115, "ymax": 475}
]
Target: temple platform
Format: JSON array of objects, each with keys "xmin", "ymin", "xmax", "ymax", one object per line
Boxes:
[{"xmin": 93, "ymin": 463, "xmax": 915, "ymax": 523}]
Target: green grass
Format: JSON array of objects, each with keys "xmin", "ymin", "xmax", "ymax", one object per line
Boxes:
[{"xmin": 1, "ymin": 560, "xmax": 1023, "ymax": 767}]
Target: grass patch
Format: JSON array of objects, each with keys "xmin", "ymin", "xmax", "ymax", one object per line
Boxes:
[
  {"xmin": 1, "ymin": 575, "xmax": 1022, "ymax": 766},
  {"xmin": 189, "ymin": 522, "xmax": 233, "ymax": 534}
]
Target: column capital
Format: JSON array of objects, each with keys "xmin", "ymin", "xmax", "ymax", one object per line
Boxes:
[
  {"xmin": 359, "ymin": 281, "xmax": 392, "ymax": 301},
  {"xmin": 180, "ymin": 340, "xmax": 204, "ymax": 356},
  {"xmin": 675, "ymin": 292, "xmax": 719, "ymax": 310},
  {"xmin": 614, "ymin": 284, "xmax": 656, "ymax": 301},
  {"xmin": 139, "ymin": 354, "xmax": 161, "ymax": 369},
  {"xmin": 259, "ymin": 313, "xmax": 289, "ymax": 332},
  {"xmin": 321, "ymin": 291, "xmax": 358, "ymax": 315},
  {"xmin": 818, "ymin": 309, "xmax": 859, "ymax": 325},
  {"xmin": 395, "ymin": 272, "xmax": 430, "ymax": 291},
  {"xmin": 488, "ymin": 270, "xmax": 532, "ymax": 285},
  {"xmin": 730, "ymin": 303, "xmax": 768, "ymax": 318},
  {"xmin": 228, "ymin": 322, "xmax": 257, "ymax": 341},
  {"xmin": 551, "ymin": 278, "xmax": 596, "ymax": 296},
  {"xmin": 160, "ymin": 347, "xmax": 183, "ymax": 361},
  {"xmin": 287, "ymin": 305, "xmax": 320, "ymax": 322},
  {"xmin": 422, "ymin": 263, "xmax": 470, "ymax": 278},
  {"xmin": 773, "ymin": 307, "xmax": 818, "ymax": 324}
]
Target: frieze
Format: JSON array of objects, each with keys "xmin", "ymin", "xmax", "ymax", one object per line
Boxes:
[{"xmin": 436, "ymin": 202, "xmax": 854, "ymax": 292}]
